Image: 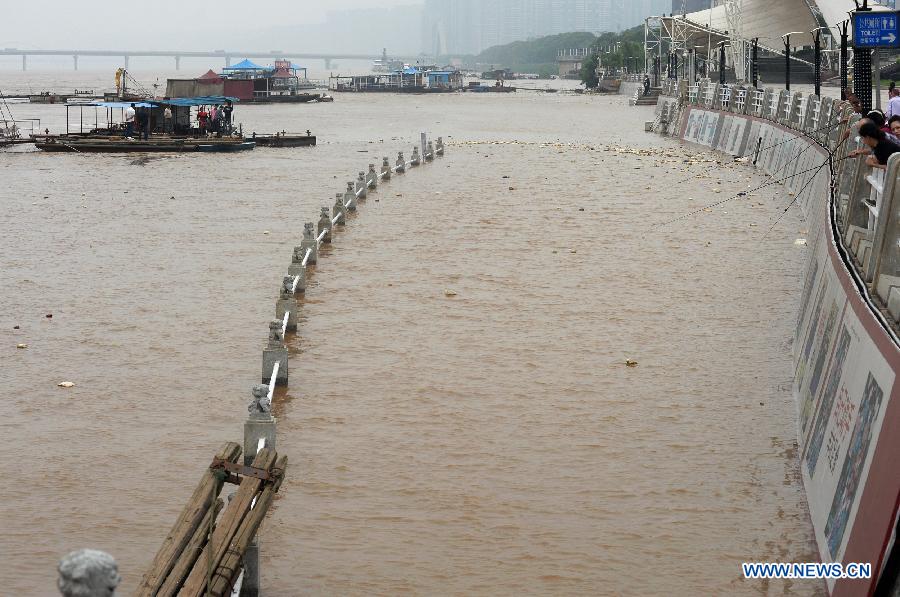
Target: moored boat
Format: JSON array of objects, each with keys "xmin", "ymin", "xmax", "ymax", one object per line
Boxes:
[{"xmin": 250, "ymin": 133, "xmax": 316, "ymax": 147}]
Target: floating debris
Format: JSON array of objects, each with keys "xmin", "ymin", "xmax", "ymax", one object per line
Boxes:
[
  {"xmin": 58, "ymin": 381, "xmax": 75, "ymax": 388},
  {"xmin": 45, "ymin": 313, "xmax": 53, "ymax": 319},
  {"xmin": 443, "ymin": 289, "xmax": 457, "ymax": 297},
  {"xmin": 625, "ymin": 359, "xmax": 638, "ymax": 367},
  {"xmin": 16, "ymin": 343, "xmax": 27, "ymax": 349},
  {"xmin": 794, "ymin": 238, "xmax": 807, "ymax": 246}
]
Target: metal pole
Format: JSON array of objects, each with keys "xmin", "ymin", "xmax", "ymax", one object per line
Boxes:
[
  {"xmin": 840, "ymin": 21, "xmax": 849, "ymax": 101},
  {"xmin": 785, "ymin": 35, "xmax": 791, "ymax": 91},
  {"xmin": 814, "ymin": 31, "xmax": 821, "ymax": 97},
  {"xmin": 875, "ymin": 49, "xmax": 882, "ymax": 111},
  {"xmin": 719, "ymin": 43, "xmax": 726, "ymax": 85},
  {"xmin": 855, "ymin": 48, "xmax": 873, "ymax": 112},
  {"xmin": 752, "ymin": 38, "xmax": 759, "ymax": 88}
]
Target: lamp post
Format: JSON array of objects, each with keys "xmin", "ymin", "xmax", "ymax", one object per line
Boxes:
[
  {"xmin": 781, "ymin": 32, "xmax": 804, "ymax": 91},
  {"xmin": 839, "ymin": 20, "xmax": 849, "ymax": 101},
  {"xmin": 811, "ymin": 27, "xmax": 828, "ymax": 97}
]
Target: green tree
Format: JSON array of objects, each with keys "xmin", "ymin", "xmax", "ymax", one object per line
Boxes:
[{"xmin": 580, "ymin": 54, "xmax": 600, "ymax": 88}]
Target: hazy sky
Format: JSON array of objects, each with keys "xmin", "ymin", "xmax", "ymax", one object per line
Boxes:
[{"xmin": 7, "ymin": 0, "xmax": 423, "ymax": 49}]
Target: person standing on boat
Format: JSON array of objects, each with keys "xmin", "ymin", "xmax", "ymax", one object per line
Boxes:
[
  {"xmin": 163, "ymin": 106, "xmax": 173, "ymax": 134},
  {"xmin": 222, "ymin": 101, "xmax": 233, "ymax": 134},
  {"xmin": 209, "ymin": 105, "xmax": 218, "ymax": 134},
  {"xmin": 137, "ymin": 107, "xmax": 150, "ymax": 140},
  {"xmin": 124, "ymin": 103, "xmax": 136, "ymax": 138},
  {"xmin": 198, "ymin": 106, "xmax": 209, "ymax": 136},
  {"xmin": 643, "ymin": 74, "xmax": 651, "ymax": 96}
]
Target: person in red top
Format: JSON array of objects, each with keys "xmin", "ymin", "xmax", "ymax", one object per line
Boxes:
[{"xmin": 197, "ymin": 106, "xmax": 209, "ymax": 135}]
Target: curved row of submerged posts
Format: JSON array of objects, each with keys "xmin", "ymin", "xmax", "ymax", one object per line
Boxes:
[
  {"xmin": 56, "ymin": 134, "xmax": 445, "ymax": 597},
  {"xmin": 653, "ymin": 78, "xmax": 900, "ymax": 323}
]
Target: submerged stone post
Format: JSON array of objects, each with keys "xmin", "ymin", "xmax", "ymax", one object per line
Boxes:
[
  {"xmin": 333, "ymin": 194, "xmax": 346, "ymax": 225},
  {"xmin": 356, "ymin": 171, "xmax": 368, "ymax": 199},
  {"xmin": 367, "ymin": 163, "xmax": 378, "ymax": 189},
  {"xmin": 262, "ymin": 320, "xmax": 288, "ymax": 385},
  {"xmin": 425, "ymin": 140, "xmax": 435, "ymax": 161},
  {"xmin": 242, "ymin": 384, "xmax": 276, "ymax": 597},
  {"xmin": 58, "ymin": 549, "xmax": 120, "ymax": 597},
  {"xmin": 436, "ymin": 136, "xmax": 445, "ymax": 155},
  {"xmin": 345, "ymin": 182, "xmax": 358, "ymax": 212},
  {"xmin": 381, "ymin": 156, "xmax": 391, "ymax": 180},
  {"xmin": 396, "ymin": 151, "xmax": 406, "ymax": 173},
  {"xmin": 317, "ymin": 206, "xmax": 332, "ymax": 243},
  {"xmin": 411, "ymin": 146, "xmax": 421, "ymax": 166},
  {"xmin": 287, "ymin": 246, "xmax": 306, "ymax": 292},
  {"xmin": 300, "ymin": 222, "xmax": 317, "ymax": 265},
  {"xmin": 276, "ymin": 276, "xmax": 298, "ymax": 332}
]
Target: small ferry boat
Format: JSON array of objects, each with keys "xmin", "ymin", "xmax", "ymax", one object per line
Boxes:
[
  {"xmin": 250, "ymin": 132, "xmax": 316, "ymax": 147},
  {"xmin": 35, "ymin": 137, "xmax": 255, "ymax": 153}
]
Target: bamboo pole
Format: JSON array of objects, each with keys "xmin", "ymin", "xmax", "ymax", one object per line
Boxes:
[
  {"xmin": 179, "ymin": 448, "xmax": 277, "ymax": 596},
  {"xmin": 136, "ymin": 442, "xmax": 241, "ymax": 596}
]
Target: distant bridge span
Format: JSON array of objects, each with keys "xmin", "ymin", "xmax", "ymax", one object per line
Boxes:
[{"xmin": 0, "ymin": 49, "xmax": 384, "ymax": 70}]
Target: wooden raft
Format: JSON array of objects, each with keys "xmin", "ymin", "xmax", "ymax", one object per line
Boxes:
[{"xmin": 135, "ymin": 442, "xmax": 287, "ymax": 597}]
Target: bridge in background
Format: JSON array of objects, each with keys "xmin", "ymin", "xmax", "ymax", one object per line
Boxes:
[{"xmin": 0, "ymin": 49, "xmax": 384, "ymax": 71}]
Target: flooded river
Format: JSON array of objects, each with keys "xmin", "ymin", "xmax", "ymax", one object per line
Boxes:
[{"xmin": 2, "ymin": 71, "xmax": 821, "ymax": 595}]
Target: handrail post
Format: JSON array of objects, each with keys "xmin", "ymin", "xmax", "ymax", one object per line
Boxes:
[
  {"xmin": 262, "ymin": 320, "xmax": 288, "ymax": 385},
  {"xmin": 395, "ymin": 151, "xmax": 406, "ymax": 173},
  {"xmin": 367, "ymin": 163, "xmax": 378, "ymax": 189},
  {"xmin": 356, "ymin": 172, "xmax": 367, "ymax": 199},
  {"xmin": 300, "ymin": 222, "xmax": 317, "ymax": 265},
  {"xmin": 275, "ymin": 276, "xmax": 298, "ymax": 332},
  {"xmin": 345, "ymin": 182, "xmax": 358, "ymax": 212},
  {"xmin": 380, "ymin": 157, "xmax": 391, "ymax": 181},
  {"xmin": 333, "ymin": 193, "xmax": 347, "ymax": 224},
  {"xmin": 241, "ymin": 385, "xmax": 276, "ymax": 597},
  {"xmin": 288, "ymin": 247, "xmax": 307, "ymax": 291},
  {"xmin": 317, "ymin": 206, "xmax": 332, "ymax": 243}
]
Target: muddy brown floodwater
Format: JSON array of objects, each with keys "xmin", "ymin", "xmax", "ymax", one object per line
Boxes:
[{"xmin": 2, "ymin": 72, "xmax": 822, "ymax": 595}]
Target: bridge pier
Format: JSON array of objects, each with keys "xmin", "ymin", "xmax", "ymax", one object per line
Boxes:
[
  {"xmin": 225, "ymin": 55, "xmax": 232, "ymax": 67},
  {"xmin": 21, "ymin": 55, "xmax": 26, "ymax": 71},
  {"xmin": 175, "ymin": 55, "xmax": 181, "ymax": 70},
  {"xmin": 324, "ymin": 57, "xmax": 332, "ymax": 70},
  {"xmin": 124, "ymin": 55, "xmax": 129, "ymax": 68},
  {"xmin": 73, "ymin": 55, "xmax": 78, "ymax": 71}
]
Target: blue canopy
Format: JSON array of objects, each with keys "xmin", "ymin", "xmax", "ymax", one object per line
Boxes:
[
  {"xmin": 224, "ymin": 59, "xmax": 264, "ymax": 70},
  {"xmin": 402, "ymin": 67, "xmax": 418, "ymax": 74},
  {"xmin": 157, "ymin": 96, "xmax": 239, "ymax": 107}
]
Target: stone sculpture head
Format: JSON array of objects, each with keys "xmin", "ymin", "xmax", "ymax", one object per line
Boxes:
[
  {"xmin": 248, "ymin": 384, "xmax": 271, "ymax": 414},
  {"xmin": 57, "ymin": 549, "xmax": 120, "ymax": 597}
]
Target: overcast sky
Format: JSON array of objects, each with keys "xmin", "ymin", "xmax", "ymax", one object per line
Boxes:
[{"xmin": 7, "ymin": 0, "xmax": 423, "ymax": 49}]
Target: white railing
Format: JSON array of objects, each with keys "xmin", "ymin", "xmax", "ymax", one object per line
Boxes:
[
  {"xmin": 280, "ymin": 311, "xmax": 290, "ymax": 337},
  {"xmin": 266, "ymin": 360, "xmax": 279, "ymax": 402},
  {"xmin": 300, "ymin": 247, "xmax": 312, "ymax": 267}
]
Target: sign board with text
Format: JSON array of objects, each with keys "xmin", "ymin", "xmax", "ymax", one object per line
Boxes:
[{"xmin": 853, "ymin": 11, "xmax": 900, "ymax": 48}]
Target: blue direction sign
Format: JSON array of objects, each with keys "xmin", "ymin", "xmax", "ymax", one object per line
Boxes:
[{"xmin": 854, "ymin": 11, "xmax": 900, "ymax": 48}]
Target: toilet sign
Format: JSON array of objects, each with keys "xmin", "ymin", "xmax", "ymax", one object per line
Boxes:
[{"xmin": 853, "ymin": 11, "xmax": 900, "ymax": 48}]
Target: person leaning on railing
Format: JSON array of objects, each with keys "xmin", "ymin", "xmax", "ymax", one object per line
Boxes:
[{"xmin": 858, "ymin": 121, "xmax": 900, "ymax": 171}]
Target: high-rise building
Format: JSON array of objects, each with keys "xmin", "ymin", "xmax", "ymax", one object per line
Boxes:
[{"xmin": 423, "ymin": 0, "xmax": 671, "ymax": 55}]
